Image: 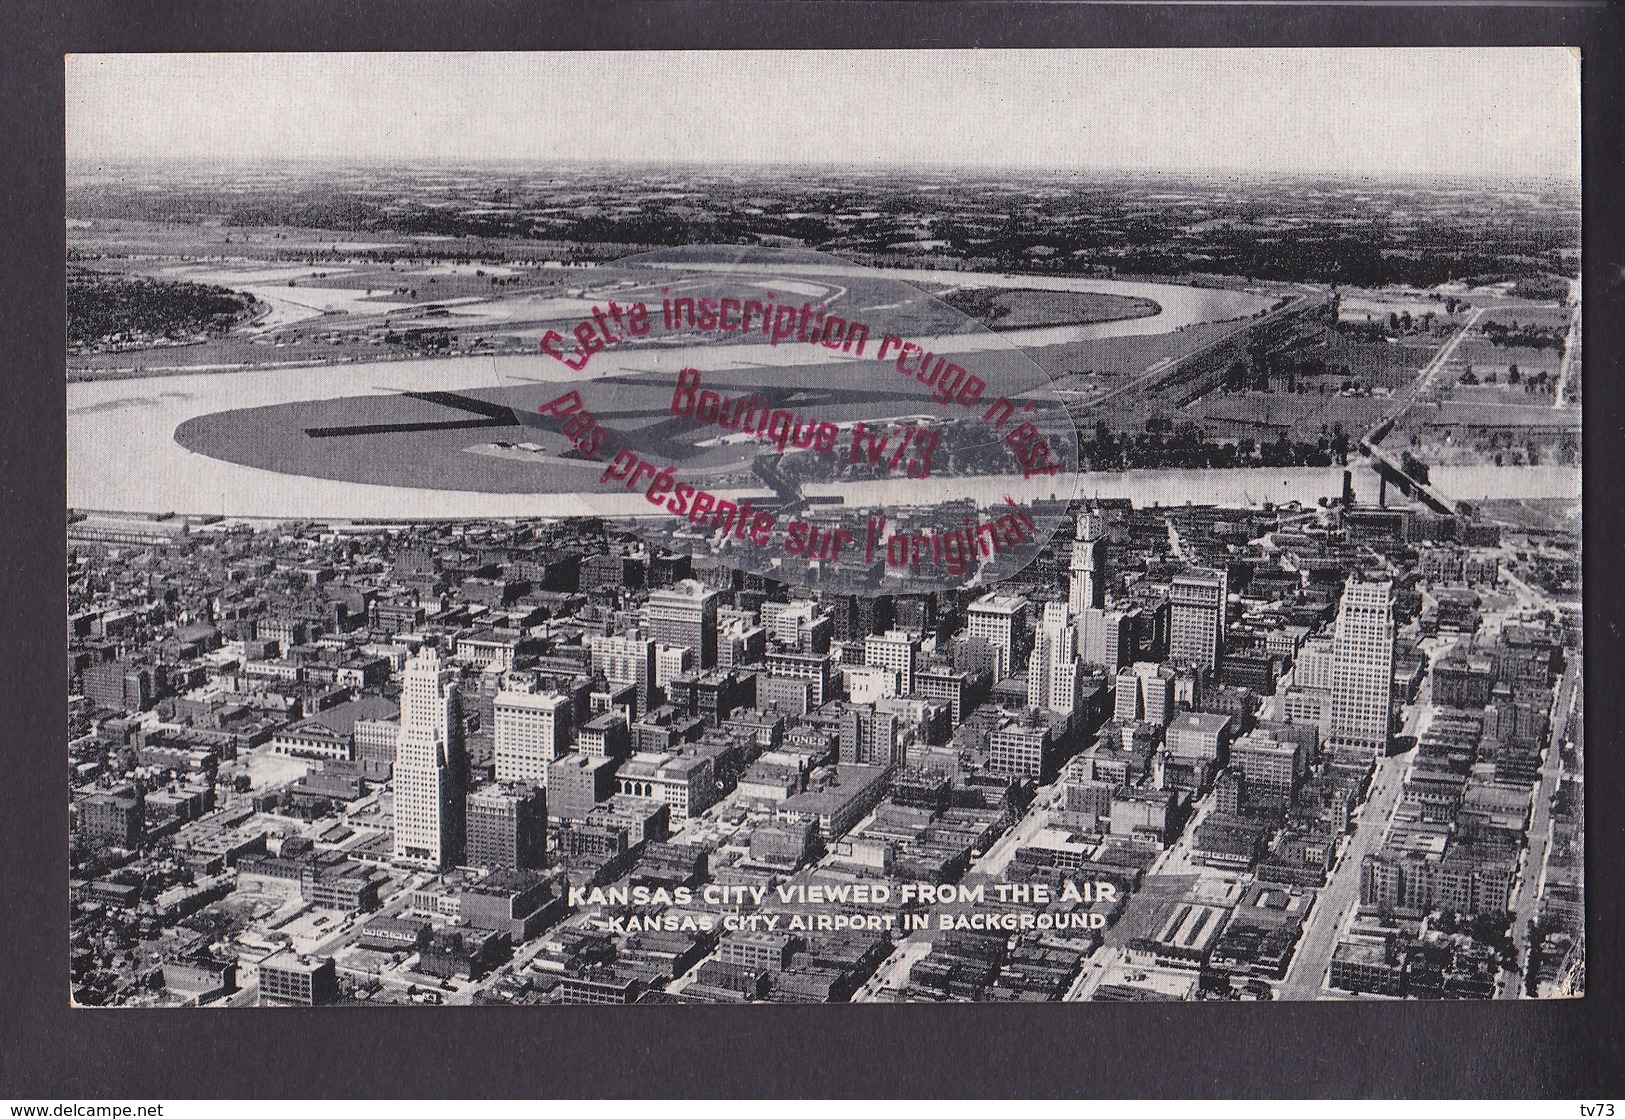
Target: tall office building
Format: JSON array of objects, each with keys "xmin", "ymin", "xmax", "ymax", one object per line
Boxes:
[
  {"xmin": 654, "ymin": 644, "xmax": 693, "ymax": 690},
  {"xmin": 892, "ymin": 594, "xmax": 936, "ymax": 636},
  {"xmin": 989, "ymin": 714, "xmax": 1053, "ymax": 780},
  {"xmin": 493, "ymin": 689, "xmax": 570, "ymax": 785},
  {"xmin": 393, "ymin": 648, "xmax": 466, "ymax": 869},
  {"xmin": 1069, "ymin": 512, "xmax": 1107, "ymax": 614},
  {"xmin": 1329, "ymin": 577, "xmax": 1395, "ymax": 762},
  {"xmin": 1169, "ymin": 568, "xmax": 1227, "ymax": 673},
  {"xmin": 966, "ymin": 592, "xmax": 1030, "ymax": 678},
  {"xmin": 717, "ymin": 617, "xmax": 767, "ymax": 670},
  {"xmin": 1114, "ymin": 667, "xmax": 1144, "ymax": 722},
  {"xmin": 645, "ymin": 579, "xmax": 721, "ymax": 668},
  {"xmin": 1113, "ymin": 661, "xmax": 1174, "ymax": 725},
  {"xmin": 1029, "ymin": 602, "xmax": 1082, "ymax": 715},
  {"xmin": 760, "ymin": 600, "xmax": 830, "ymax": 651},
  {"xmin": 1079, "ymin": 606, "xmax": 1139, "ymax": 670},
  {"xmin": 465, "ymin": 782, "xmax": 548, "ymax": 870},
  {"xmin": 863, "ymin": 629, "xmax": 920, "ymax": 696},
  {"xmin": 1294, "ymin": 636, "xmax": 1336, "ymax": 691},
  {"xmin": 916, "ymin": 667, "xmax": 972, "ymax": 726},
  {"xmin": 826, "ymin": 593, "xmax": 897, "ymax": 642},
  {"xmin": 839, "ymin": 704, "xmax": 903, "ymax": 767},
  {"xmin": 589, "ymin": 632, "xmax": 658, "ymax": 717}
]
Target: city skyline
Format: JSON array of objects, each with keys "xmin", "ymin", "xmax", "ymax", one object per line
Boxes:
[
  {"xmin": 69, "ymin": 492, "xmax": 1582, "ymax": 1006},
  {"xmin": 64, "ymin": 48, "xmax": 1584, "ymax": 1010}
]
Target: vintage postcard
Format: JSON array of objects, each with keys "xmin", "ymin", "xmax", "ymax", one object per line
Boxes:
[{"xmin": 65, "ymin": 49, "xmax": 1582, "ymax": 1007}]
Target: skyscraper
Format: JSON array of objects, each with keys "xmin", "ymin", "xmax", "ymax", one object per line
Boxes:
[
  {"xmin": 589, "ymin": 631, "xmax": 658, "ymax": 717},
  {"xmin": 1079, "ymin": 605, "xmax": 1139, "ymax": 669},
  {"xmin": 1029, "ymin": 601, "xmax": 1082, "ymax": 715},
  {"xmin": 1112, "ymin": 661, "xmax": 1173, "ymax": 724},
  {"xmin": 645, "ymin": 579, "xmax": 721, "ymax": 668},
  {"xmin": 393, "ymin": 647, "xmax": 466, "ymax": 869},
  {"xmin": 1329, "ymin": 577, "xmax": 1395, "ymax": 762},
  {"xmin": 465, "ymin": 782, "xmax": 548, "ymax": 870},
  {"xmin": 760, "ymin": 600, "xmax": 829, "ymax": 651},
  {"xmin": 839, "ymin": 704, "xmax": 903, "ymax": 767},
  {"xmin": 1069, "ymin": 512, "xmax": 1107, "ymax": 614},
  {"xmin": 654, "ymin": 644, "xmax": 693, "ymax": 690},
  {"xmin": 863, "ymin": 629, "xmax": 920, "ymax": 696},
  {"xmin": 1169, "ymin": 568, "xmax": 1227, "ymax": 673},
  {"xmin": 966, "ymin": 592, "xmax": 1031, "ymax": 678},
  {"xmin": 1295, "ymin": 635, "xmax": 1337, "ymax": 691},
  {"xmin": 1114, "ymin": 666, "xmax": 1144, "ymax": 722},
  {"xmin": 493, "ymin": 689, "xmax": 569, "ymax": 785}
]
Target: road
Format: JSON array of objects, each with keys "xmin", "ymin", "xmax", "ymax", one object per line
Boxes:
[
  {"xmin": 1152, "ymin": 795, "xmax": 1220, "ymax": 879},
  {"xmin": 971, "ymin": 784, "xmax": 1064, "ymax": 881},
  {"xmin": 1358, "ymin": 308, "xmax": 1488, "ymax": 514},
  {"xmin": 851, "ymin": 784, "xmax": 1064, "ymax": 1001},
  {"xmin": 1274, "ymin": 649, "xmax": 1449, "ymax": 1002},
  {"xmin": 1399, "ymin": 637, "xmax": 1447, "ymax": 741},
  {"xmin": 218, "ymin": 978, "xmax": 259, "ymax": 1007},
  {"xmin": 1065, "ymin": 943, "xmax": 1123, "ymax": 1001},
  {"xmin": 1059, "ymin": 770, "xmax": 1225, "ymax": 1002},
  {"xmin": 1276, "ymin": 745, "xmax": 1414, "ymax": 1000},
  {"xmin": 1498, "ymin": 653, "xmax": 1580, "ymax": 998},
  {"xmin": 1411, "ymin": 307, "xmax": 1487, "ymax": 404},
  {"xmin": 1066, "ymin": 291, "xmax": 1318, "ymax": 414},
  {"xmin": 852, "ymin": 938, "xmax": 933, "ymax": 1002},
  {"xmin": 1061, "ymin": 661, "xmax": 1427, "ymax": 1004},
  {"xmin": 1166, "ymin": 519, "xmax": 1189, "ymax": 565},
  {"xmin": 1363, "ymin": 307, "xmax": 1487, "ymax": 445},
  {"xmin": 1501, "ymin": 567, "xmax": 1579, "ymax": 618}
]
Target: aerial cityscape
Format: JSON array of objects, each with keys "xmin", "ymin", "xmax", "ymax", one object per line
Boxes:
[{"xmin": 65, "ymin": 50, "xmax": 1582, "ymax": 1007}]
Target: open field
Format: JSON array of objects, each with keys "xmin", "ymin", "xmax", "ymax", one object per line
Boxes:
[
  {"xmin": 1324, "ymin": 336, "xmax": 1440, "ymax": 391},
  {"xmin": 1475, "ymin": 497, "xmax": 1582, "ymax": 536},
  {"xmin": 69, "ymin": 229, "xmax": 1276, "ymax": 383},
  {"xmin": 239, "ymin": 744, "xmax": 314, "ymax": 790},
  {"xmin": 1181, "ymin": 392, "xmax": 1388, "ymax": 443},
  {"xmin": 1449, "ymin": 382, "xmax": 1566, "ymax": 409},
  {"xmin": 1392, "ymin": 398, "xmax": 1580, "ymax": 467},
  {"xmin": 1336, "ymin": 289, "xmax": 1483, "ymax": 326},
  {"xmin": 1028, "ymin": 320, "xmax": 1240, "ymax": 380},
  {"xmin": 1404, "ymin": 400, "xmax": 1577, "ymax": 430},
  {"xmin": 1455, "ymin": 338, "xmax": 1562, "ymax": 380},
  {"xmin": 1480, "ymin": 305, "xmax": 1571, "ymax": 331}
]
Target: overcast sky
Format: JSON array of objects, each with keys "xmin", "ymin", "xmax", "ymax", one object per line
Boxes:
[{"xmin": 67, "ymin": 49, "xmax": 1580, "ymax": 180}]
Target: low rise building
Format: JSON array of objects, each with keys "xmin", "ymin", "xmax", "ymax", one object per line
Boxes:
[{"xmin": 257, "ymin": 951, "xmax": 339, "ymax": 1007}]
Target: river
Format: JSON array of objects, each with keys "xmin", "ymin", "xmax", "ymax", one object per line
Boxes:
[
  {"xmin": 67, "ymin": 265, "xmax": 1573, "ymax": 520},
  {"xmin": 651, "ymin": 260, "xmax": 1276, "ymax": 346}
]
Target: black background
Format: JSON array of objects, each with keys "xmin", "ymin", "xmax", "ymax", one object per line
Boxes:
[{"xmin": 4, "ymin": 1, "xmax": 1622, "ymax": 1099}]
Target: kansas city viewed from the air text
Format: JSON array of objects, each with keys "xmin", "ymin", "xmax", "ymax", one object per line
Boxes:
[{"xmin": 66, "ymin": 50, "xmax": 1582, "ymax": 1006}]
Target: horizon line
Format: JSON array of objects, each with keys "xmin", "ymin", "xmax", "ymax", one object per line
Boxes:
[{"xmin": 64, "ymin": 154, "xmax": 1581, "ymax": 186}]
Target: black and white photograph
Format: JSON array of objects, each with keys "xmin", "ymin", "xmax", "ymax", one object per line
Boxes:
[{"xmin": 62, "ymin": 46, "xmax": 1586, "ymax": 1015}]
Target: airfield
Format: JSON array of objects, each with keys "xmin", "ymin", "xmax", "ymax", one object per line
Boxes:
[
  {"xmin": 69, "ymin": 250, "xmax": 1247, "ymax": 519},
  {"xmin": 66, "ymin": 244, "xmax": 1577, "ymax": 523}
]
